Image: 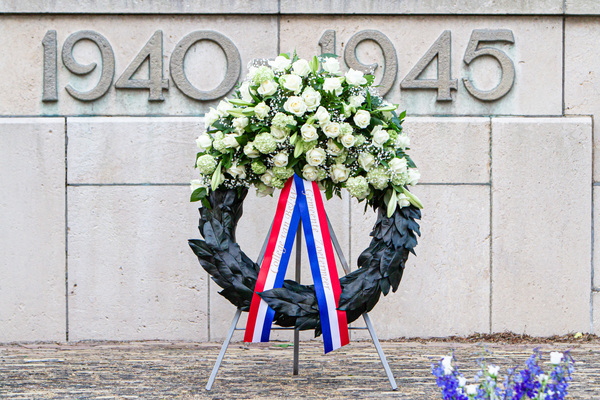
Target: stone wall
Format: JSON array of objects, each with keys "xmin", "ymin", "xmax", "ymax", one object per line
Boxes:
[{"xmin": 1, "ymin": 1, "xmax": 599, "ymax": 343}]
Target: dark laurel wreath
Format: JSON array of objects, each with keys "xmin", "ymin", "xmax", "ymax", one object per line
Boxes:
[{"xmin": 189, "ymin": 187, "xmax": 421, "ymax": 337}]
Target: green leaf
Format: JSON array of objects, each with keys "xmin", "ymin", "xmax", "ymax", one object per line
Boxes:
[
  {"xmin": 200, "ymin": 197, "xmax": 211, "ymax": 209},
  {"xmin": 228, "ymin": 108, "xmax": 245, "ymax": 118},
  {"xmin": 366, "ymin": 90, "xmax": 372, "ymax": 109},
  {"xmin": 294, "ymin": 141, "xmax": 304, "ymax": 158},
  {"xmin": 325, "ymin": 184, "xmax": 333, "ymax": 200},
  {"xmin": 280, "ymin": 52, "xmax": 290, "ymax": 59},
  {"xmin": 211, "ymin": 161, "xmax": 223, "ymax": 191},
  {"xmin": 190, "ymin": 187, "xmax": 207, "ymax": 202},
  {"xmin": 234, "ymin": 135, "xmax": 249, "ymax": 147},
  {"xmin": 289, "ymin": 133, "xmax": 297, "ymax": 145},
  {"xmin": 398, "ymin": 110, "xmax": 407, "ymax": 120},
  {"xmin": 229, "ymin": 99, "xmax": 254, "ymax": 107},
  {"xmin": 401, "ymin": 187, "xmax": 424, "ymax": 209},
  {"xmin": 387, "ymin": 190, "xmax": 398, "ymax": 218},
  {"xmin": 310, "ymin": 55, "xmax": 319, "ymax": 74}
]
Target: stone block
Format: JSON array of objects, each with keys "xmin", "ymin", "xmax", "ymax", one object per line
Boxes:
[
  {"xmin": 0, "ymin": 15, "xmax": 277, "ymax": 116},
  {"xmin": 280, "ymin": 16, "xmax": 562, "ymax": 116},
  {"xmin": 67, "ymin": 185, "xmax": 208, "ymax": 341},
  {"xmin": 0, "ymin": 0, "xmax": 279, "ymax": 14},
  {"xmin": 566, "ymin": 1, "xmax": 600, "ymax": 14},
  {"xmin": 491, "ymin": 117, "xmax": 592, "ymax": 335},
  {"xmin": 594, "ymin": 292, "xmax": 600, "ymax": 334},
  {"xmin": 0, "ymin": 118, "xmax": 66, "ymax": 342},
  {"xmin": 280, "ymin": 0, "xmax": 563, "ymax": 14},
  {"xmin": 350, "ymin": 185, "xmax": 491, "ymax": 339},
  {"xmin": 594, "ymin": 187, "xmax": 600, "ymax": 289},
  {"xmin": 405, "ymin": 117, "xmax": 490, "ymax": 184},
  {"xmin": 565, "ymin": 18, "xmax": 600, "ymax": 181},
  {"xmin": 68, "ymin": 117, "xmax": 203, "ymax": 184}
]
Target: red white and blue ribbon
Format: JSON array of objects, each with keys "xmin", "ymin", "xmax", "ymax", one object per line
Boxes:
[{"xmin": 244, "ymin": 175, "xmax": 349, "ymax": 353}]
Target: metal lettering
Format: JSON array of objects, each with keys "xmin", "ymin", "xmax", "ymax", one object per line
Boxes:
[{"xmin": 170, "ymin": 30, "xmax": 241, "ymax": 101}]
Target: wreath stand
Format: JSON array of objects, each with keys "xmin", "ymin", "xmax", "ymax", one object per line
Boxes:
[{"xmin": 205, "ymin": 216, "xmax": 399, "ymax": 391}]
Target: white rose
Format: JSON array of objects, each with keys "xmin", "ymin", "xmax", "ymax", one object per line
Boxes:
[
  {"xmin": 233, "ymin": 116, "xmax": 249, "ymax": 133},
  {"xmin": 243, "ymin": 142, "xmax": 260, "ymax": 158},
  {"xmin": 270, "ymin": 126, "xmax": 288, "ymax": 141},
  {"xmin": 550, "ymin": 352, "xmax": 564, "ymax": 365},
  {"xmin": 315, "ymin": 106, "xmax": 330, "ymax": 125},
  {"xmin": 301, "ymin": 124, "xmax": 318, "ymax": 142},
  {"xmin": 205, "ymin": 108, "xmax": 220, "ymax": 126},
  {"xmin": 196, "ymin": 134, "xmax": 212, "ymax": 152},
  {"xmin": 323, "ymin": 77, "xmax": 343, "ymax": 95},
  {"xmin": 345, "ymin": 68, "xmax": 368, "ymax": 85},
  {"xmin": 257, "ymin": 80, "xmax": 278, "ymax": 96},
  {"xmin": 254, "ymin": 102, "xmax": 270, "ymax": 119},
  {"xmin": 292, "ymin": 59, "xmax": 311, "ymax": 76},
  {"xmin": 358, "ymin": 153, "xmax": 376, "ymax": 171},
  {"xmin": 273, "ymin": 152, "xmax": 289, "ymax": 167},
  {"xmin": 239, "ymin": 81, "xmax": 254, "ymax": 102},
  {"xmin": 339, "ymin": 133, "xmax": 356, "ymax": 148},
  {"xmin": 283, "ymin": 96, "xmax": 308, "ymax": 117},
  {"xmin": 256, "ymin": 183, "xmax": 275, "ymax": 197},
  {"xmin": 348, "ymin": 94, "xmax": 365, "ymax": 108},
  {"xmin": 407, "ymin": 169, "xmax": 420, "ymax": 186},
  {"xmin": 322, "ymin": 122, "xmax": 341, "ymax": 138},
  {"xmin": 280, "ymin": 74, "xmax": 303, "ymax": 93},
  {"xmin": 217, "ymin": 100, "xmax": 233, "ymax": 116},
  {"xmin": 226, "ymin": 163, "xmax": 246, "ymax": 180},
  {"xmin": 331, "ymin": 164, "xmax": 350, "ymax": 183},
  {"xmin": 260, "ymin": 170, "xmax": 275, "ymax": 186},
  {"xmin": 222, "ymin": 134, "xmax": 240, "ymax": 149},
  {"xmin": 268, "ymin": 55, "xmax": 291, "ymax": 72},
  {"xmin": 326, "ymin": 139, "xmax": 344, "ymax": 156},
  {"xmin": 306, "ymin": 147, "xmax": 326, "ymax": 166},
  {"xmin": 371, "ymin": 126, "xmax": 390, "ymax": 147},
  {"xmin": 190, "ymin": 179, "xmax": 204, "ymax": 192},
  {"xmin": 389, "ymin": 157, "xmax": 408, "ymax": 175},
  {"xmin": 322, "ymin": 57, "xmax": 341, "ymax": 75},
  {"xmin": 353, "ymin": 109, "xmax": 371, "ymax": 129},
  {"xmin": 302, "ymin": 164, "xmax": 319, "ymax": 181},
  {"xmin": 395, "ymin": 133, "xmax": 410, "ymax": 149},
  {"xmin": 302, "ymin": 87, "xmax": 321, "ymax": 111}
]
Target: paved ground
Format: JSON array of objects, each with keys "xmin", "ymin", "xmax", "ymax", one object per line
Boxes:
[{"xmin": 0, "ymin": 339, "xmax": 598, "ymax": 399}]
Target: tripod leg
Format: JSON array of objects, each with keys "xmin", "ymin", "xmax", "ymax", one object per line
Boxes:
[
  {"xmin": 206, "ymin": 308, "xmax": 242, "ymax": 391},
  {"xmin": 363, "ymin": 313, "xmax": 398, "ymax": 391}
]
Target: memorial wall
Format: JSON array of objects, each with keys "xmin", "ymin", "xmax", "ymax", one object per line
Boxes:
[{"xmin": 1, "ymin": 0, "xmax": 599, "ymax": 342}]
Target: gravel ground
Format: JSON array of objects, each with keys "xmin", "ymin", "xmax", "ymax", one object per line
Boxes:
[{"xmin": 0, "ymin": 339, "xmax": 598, "ymax": 399}]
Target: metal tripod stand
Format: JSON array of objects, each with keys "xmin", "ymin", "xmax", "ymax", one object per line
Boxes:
[{"xmin": 205, "ymin": 217, "xmax": 398, "ymax": 391}]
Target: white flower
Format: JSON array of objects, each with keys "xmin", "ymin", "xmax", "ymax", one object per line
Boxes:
[
  {"xmin": 323, "ymin": 77, "xmax": 343, "ymax": 95},
  {"xmin": 283, "ymin": 96, "xmax": 308, "ymax": 117},
  {"xmin": 273, "ymin": 152, "xmax": 289, "ymax": 167},
  {"xmin": 345, "ymin": 68, "xmax": 367, "ymax": 85},
  {"xmin": 358, "ymin": 153, "xmax": 376, "ymax": 171},
  {"xmin": 302, "ymin": 164, "xmax": 319, "ymax": 181},
  {"xmin": 331, "ymin": 164, "xmax": 350, "ymax": 183},
  {"xmin": 239, "ymin": 81, "xmax": 254, "ymax": 102},
  {"xmin": 389, "ymin": 157, "xmax": 408, "ymax": 175},
  {"xmin": 488, "ymin": 365, "xmax": 500, "ymax": 378},
  {"xmin": 268, "ymin": 55, "xmax": 291, "ymax": 72},
  {"xmin": 550, "ymin": 352, "xmax": 564, "ymax": 365},
  {"xmin": 301, "ymin": 124, "xmax": 318, "ymax": 142},
  {"xmin": 340, "ymin": 133, "xmax": 356, "ymax": 148},
  {"xmin": 257, "ymin": 80, "xmax": 277, "ymax": 96},
  {"xmin": 538, "ymin": 373, "xmax": 549, "ymax": 384},
  {"xmin": 326, "ymin": 139, "xmax": 344, "ymax": 156},
  {"xmin": 243, "ymin": 142, "xmax": 260, "ymax": 158},
  {"xmin": 397, "ymin": 193, "xmax": 410, "ymax": 208},
  {"xmin": 322, "ymin": 57, "xmax": 341, "ymax": 75},
  {"xmin": 190, "ymin": 179, "xmax": 204, "ymax": 192},
  {"xmin": 323, "ymin": 122, "xmax": 341, "ymax": 138},
  {"xmin": 441, "ymin": 356, "xmax": 453, "ymax": 375},
  {"xmin": 348, "ymin": 94, "xmax": 365, "ymax": 108},
  {"xmin": 407, "ymin": 169, "xmax": 420, "ymax": 186},
  {"xmin": 280, "ymin": 74, "xmax": 303, "ymax": 93},
  {"xmin": 226, "ymin": 162, "xmax": 246, "ymax": 180},
  {"xmin": 466, "ymin": 385, "xmax": 477, "ymax": 395},
  {"xmin": 196, "ymin": 134, "xmax": 212, "ymax": 152},
  {"xmin": 217, "ymin": 100, "xmax": 233, "ymax": 116},
  {"xmin": 256, "ymin": 183, "xmax": 275, "ymax": 197},
  {"xmin": 260, "ymin": 169, "xmax": 275, "ymax": 186},
  {"xmin": 292, "ymin": 59, "xmax": 311, "ymax": 76},
  {"xmin": 222, "ymin": 134, "xmax": 240, "ymax": 149},
  {"xmin": 254, "ymin": 102, "xmax": 270, "ymax": 119},
  {"xmin": 315, "ymin": 106, "xmax": 330, "ymax": 125},
  {"xmin": 353, "ymin": 109, "xmax": 371, "ymax": 129},
  {"xmin": 306, "ymin": 147, "xmax": 326, "ymax": 166},
  {"xmin": 270, "ymin": 126, "xmax": 289, "ymax": 141},
  {"xmin": 371, "ymin": 126, "xmax": 390, "ymax": 147},
  {"xmin": 205, "ymin": 108, "xmax": 220, "ymax": 126},
  {"xmin": 458, "ymin": 377, "xmax": 467, "ymax": 388},
  {"xmin": 395, "ymin": 133, "xmax": 410, "ymax": 149},
  {"xmin": 302, "ymin": 87, "xmax": 321, "ymax": 111},
  {"xmin": 232, "ymin": 116, "xmax": 249, "ymax": 133}
]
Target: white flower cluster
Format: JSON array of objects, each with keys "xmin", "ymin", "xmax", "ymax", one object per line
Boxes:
[{"xmin": 191, "ymin": 52, "xmax": 422, "ymax": 215}]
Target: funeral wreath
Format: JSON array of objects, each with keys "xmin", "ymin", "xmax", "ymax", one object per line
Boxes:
[{"xmin": 189, "ymin": 52, "xmax": 422, "ymax": 335}]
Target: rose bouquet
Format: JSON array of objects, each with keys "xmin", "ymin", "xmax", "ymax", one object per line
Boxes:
[
  {"xmin": 191, "ymin": 51, "xmax": 422, "ymax": 217},
  {"xmin": 432, "ymin": 350, "xmax": 575, "ymax": 400}
]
